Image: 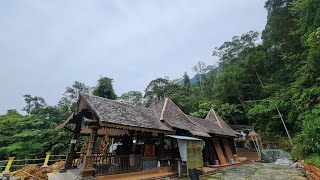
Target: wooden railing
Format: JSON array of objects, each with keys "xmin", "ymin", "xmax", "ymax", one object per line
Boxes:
[
  {"xmin": 87, "ymin": 155, "xmax": 143, "ymax": 175},
  {"xmin": 302, "ymin": 161, "xmax": 320, "ymax": 180}
]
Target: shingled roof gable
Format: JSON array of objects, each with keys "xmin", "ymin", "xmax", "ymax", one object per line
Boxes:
[
  {"xmin": 188, "ymin": 115, "xmax": 237, "ymax": 137},
  {"xmin": 150, "ymin": 98, "xmax": 211, "ymax": 137},
  {"xmin": 201, "ymin": 109, "xmax": 239, "ymax": 137},
  {"xmin": 80, "ymin": 93, "xmax": 172, "ymax": 132},
  {"xmin": 206, "ymin": 109, "xmax": 235, "ymax": 130}
]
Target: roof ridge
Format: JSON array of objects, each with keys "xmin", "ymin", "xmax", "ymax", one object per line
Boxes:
[
  {"xmin": 186, "ymin": 115, "xmax": 205, "ymax": 120},
  {"xmin": 160, "ymin": 98, "xmax": 169, "ymax": 121},
  {"xmin": 205, "ymin": 109, "xmax": 210, "ymax": 120},
  {"xmin": 81, "ymin": 93, "xmax": 152, "ymax": 110},
  {"xmin": 211, "ymin": 108, "xmax": 223, "ymax": 128},
  {"xmin": 150, "ymin": 102, "xmax": 173, "ymax": 131},
  {"xmin": 166, "ymin": 98, "xmax": 199, "ymax": 127}
]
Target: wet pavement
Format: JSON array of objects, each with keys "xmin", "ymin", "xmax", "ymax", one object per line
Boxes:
[{"xmin": 206, "ymin": 162, "xmax": 306, "ymax": 180}]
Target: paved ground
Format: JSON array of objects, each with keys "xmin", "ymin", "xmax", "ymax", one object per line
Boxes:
[
  {"xmin": 46, "ymin": 163, "xmax": 306, "ymax": 180},
  {"xmin": 203, "ymin": 163, "xmax": 306, "ymax": 180}
]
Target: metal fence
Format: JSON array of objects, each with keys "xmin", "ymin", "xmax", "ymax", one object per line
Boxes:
[{"xmin": 0, "ymin": 154, "xmax": 66, "ymax": 171}]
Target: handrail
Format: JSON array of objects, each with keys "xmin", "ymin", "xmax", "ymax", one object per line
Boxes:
[{"xmin": 0, "ymin": 154, "xmax": 67, "ymax": 170}]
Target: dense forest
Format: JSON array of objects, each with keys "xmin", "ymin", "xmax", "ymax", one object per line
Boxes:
[{"xmin": 1, "ymin": 0, "xmax": 319, "ymax": 165}]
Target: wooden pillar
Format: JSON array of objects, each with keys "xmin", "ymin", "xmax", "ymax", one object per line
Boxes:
[
  {"xmin": 171, "ymin": 138, "xmax": 174, "ymax": 150},
  {"xmin": 212, "ymin": 137, "xmax": 227, "ymax": 165},
  {"xmin": 80, "ymin": 126, "xmax": 99, "ymax": 178},
  {"xmin": 158, "ymin": 133, "xmax": 164, "ymax": 157},
  {"xmin": 65, "ymin": 133, "xmax": 80, "ymax": 169},
  {"xmin": 222, "ymin": 138, "xmax": 234, "ymax": 161},
  {"xmin": 64, "ymin": 121, "xmax": 81, "ymax": 169},
  {"xmin": 129, "ymin": 130, "xmax": 134, "ymax": 154}
]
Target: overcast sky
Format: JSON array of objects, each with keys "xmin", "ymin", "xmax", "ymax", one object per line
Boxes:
[{"xmin": 0, "ymin": 0, "xmax": 267, "ymax": 114}]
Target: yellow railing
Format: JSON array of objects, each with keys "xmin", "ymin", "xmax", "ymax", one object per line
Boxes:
[
  {"xmin": 0, "ymin": 153, "xmax": 66, "ymax": 172},
  {"xmin": 4, "ymin": 157, "xmax": 15, "ymax": 172}
]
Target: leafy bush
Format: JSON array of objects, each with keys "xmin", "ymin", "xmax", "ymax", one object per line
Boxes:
[
  {"xmin": 305, "ymin": 155, "xmax": 320, "ymax": 168},
  {"xmin": 295, "ymin": 107, "xmax": 320, "ymax": 156}
]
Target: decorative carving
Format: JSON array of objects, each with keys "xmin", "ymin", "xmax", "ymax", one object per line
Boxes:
[
  {"xmin": 81, "ymin": 138, "xmax": 90, "ymax": 156},
  {"xmin": 100, "ymin": 132, "xmax": 109, "ymax": 155},
  {"xmin": 84, "ymin": 156, "xmax": 95, "ymax": 169}
]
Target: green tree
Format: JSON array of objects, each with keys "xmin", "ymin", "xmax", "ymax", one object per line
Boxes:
[
  {"xmin": 144, "ymin": 78, "xmax": 170, "ymax": 105},
  {"xmin": 201, "ymin": 68, "xmax": 218, "ymax": 99},
  {"xmin": 93, "ymin": 77, "xmax": 117, "ymax": 99},
  {"xmin": 119, "ymin": 91, "xmax": 143, "ymax": 106},
  {"xmin": 182, "ymin": 72, "xmax": 191, "ymax": 94},
  {"xmin": 192, "ymin": 61, "xmax": 213, "ymax": 92},
  {"xmin": 290, "ymin": 0, "xmax": 320, "ymax": 44},
  {"xmin": 0, "ymin": 110, "xmax": 68, "ymax": 159},
  {"xmin": 213, "ymin": 31, "xmax": 259, "ymax": 66},
  {"xmin": 295, "ymin": 107, "xmax": 320, "ymax": 156},
  {"xmin": 22, "ymin": 94, "xmax": 47, "ymax": 115},
  {"xmin": 190, "ymin": 102, "xmax": 215, "ymax": 118},
  {"xmin": 58, "ymin": 81, "xmax": 91, "ymax": 117},
  {"xmin": 64, "ymin": 81, "xmax": 91, "ymax": 101}
]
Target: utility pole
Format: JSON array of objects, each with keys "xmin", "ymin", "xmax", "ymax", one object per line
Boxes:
[{"xmin": 244, "ymin": 99, "xmax": 294, "ymax": 149}]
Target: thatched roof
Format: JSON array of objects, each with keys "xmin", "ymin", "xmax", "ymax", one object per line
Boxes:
[
  {"xmin": 58, "ymin": 94, "xmax": 237, "ymax": 138},
  {"xmin": 187, "ymin": 109, "xmax": 238, "ymax": 137},
  {"xmin": 79, "ymin": 93, "xmax": 172, "ymax": 132}
]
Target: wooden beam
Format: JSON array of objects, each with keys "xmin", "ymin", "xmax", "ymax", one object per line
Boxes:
[
  {"xmin": 160, "ymin": 98, "xmax": 168, "ymax": 121},
  {"xmin": 212, "ymin": 137, "xmax": 227, "ymax": 165},
  {"xmin": 222, "ymin": 138, "xmax": 234, "ymax": 161},
  {"xmin": 63, "ymin": 126, "xmax": 75, "ymax": 133}
]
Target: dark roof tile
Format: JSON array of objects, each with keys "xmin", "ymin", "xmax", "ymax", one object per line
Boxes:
[
  {"xmin": 187, "ymin": 109, "xmax": 238, "ymax": 137},
  {"xmin": 79, "ymin": 94, "xmax": 235, "ymax": 138},
  {"xmin": 80, "ymin": 93, "xmax": 172, "ymax": 131}
]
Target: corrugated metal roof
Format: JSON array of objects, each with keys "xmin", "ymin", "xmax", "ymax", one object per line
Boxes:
[{"xmin": 167, "ymin": 135, "xmax": 202, "ymax": 141}]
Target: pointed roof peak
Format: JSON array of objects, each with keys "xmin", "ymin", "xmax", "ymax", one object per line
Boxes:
[
  {"xmin": 210, "ymin": 108, "xmax": 217, "ymax": 113},
  {"xmin": 153, "ymin": 97, "xmax": 211, "ymax": 137},
  {"xmin": 206, "ymin": 108, "xmax": 222, "ymax": 128}
]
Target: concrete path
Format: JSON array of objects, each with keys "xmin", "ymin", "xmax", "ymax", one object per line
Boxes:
[
  {"xmin": 206, "ymin": 162, "xmax": 306, "ymax": 180},
  {"xmin": 47, "ymin": 169, "xmax": 79, "ymax": 180},
  {"xmin": 47, "ymin": 163, "xmax": 306, "ymax": 180}
]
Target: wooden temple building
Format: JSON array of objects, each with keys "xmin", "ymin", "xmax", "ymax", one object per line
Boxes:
[{"xmin": 57, "ymin": 93, "xmax": 239, "ymax": 179}]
